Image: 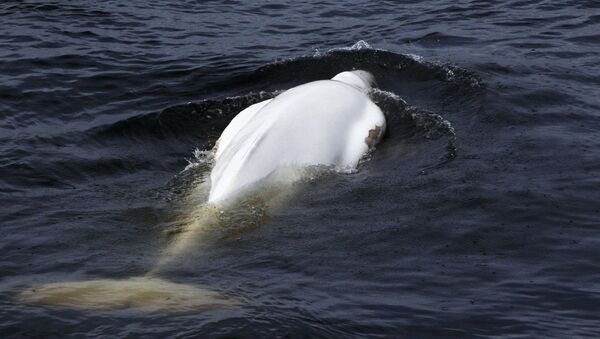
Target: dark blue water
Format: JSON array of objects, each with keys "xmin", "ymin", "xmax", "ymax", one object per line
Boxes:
[{"xmin": 1, "ymin": 1, "xmax": 600, "ymax": 337}]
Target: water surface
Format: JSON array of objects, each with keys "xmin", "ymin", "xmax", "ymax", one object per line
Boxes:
[{"xmin": 1, "ymin": 1, "xmax": 600, "ymax": 337}]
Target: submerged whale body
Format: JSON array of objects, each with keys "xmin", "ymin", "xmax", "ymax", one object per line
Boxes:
[
  {"xmin": 209, "ymin": 70, "xmax": 386, "ymax": 203},
  {"xmin": 16, "ymin": 70, "xmax": 386, "ymax": 314}
]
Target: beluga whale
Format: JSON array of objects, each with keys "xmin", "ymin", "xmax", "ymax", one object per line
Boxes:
[
  {"xmin": 209, "ymin": 70, "xmax": 386, "ymax": 204},
  {"xmin": 17, "ymin": 70, "xmax": 386, "ymax": 313}
]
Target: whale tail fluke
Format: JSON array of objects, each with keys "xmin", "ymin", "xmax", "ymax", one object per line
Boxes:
[
  {"xmin": 16, "ymin": 195, "xmax": 275, "ymax": 313},
  {"xmin": 17, "ymin": 276, "xmax": 239, "ymax": 313}
]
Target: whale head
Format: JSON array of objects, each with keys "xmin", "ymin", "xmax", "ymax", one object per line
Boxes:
[{"xmin": 331, "ymin": 70, "xmax": 376, "ymax": 91}]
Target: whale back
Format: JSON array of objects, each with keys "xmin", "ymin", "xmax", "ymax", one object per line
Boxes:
[
  {"xmin": 209, "ymin": 71, "xmax": 385, "ymax": 204},
  {"xmin": 331, "ymin": 70, "xmax": 376, "ymax": 90}
]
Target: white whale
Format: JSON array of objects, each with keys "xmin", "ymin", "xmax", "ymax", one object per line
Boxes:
[
  {"xmin": 209, "ymin": 70, "xmax": 386, "ymax": 203},
  {"xmin": 17, "ymin": 70, "xmax": 386, "ymax": 314}
]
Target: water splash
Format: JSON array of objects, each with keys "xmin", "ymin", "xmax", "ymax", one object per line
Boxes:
[
  {"xmin": 406, "ymin": 53, "xmax": 424, "ymax": 62},
  {"xmin": 349, "ymin": 40, "xmax": 373, "ymax": 50},
  {"xmin": 183, "ymin": 148, "xmax": 214, "ymax": 172}
]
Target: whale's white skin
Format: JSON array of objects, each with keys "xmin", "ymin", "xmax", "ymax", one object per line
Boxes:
[{"xmin": 209, "ymin": 70, "xmax": 386, "ymax": 203}]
